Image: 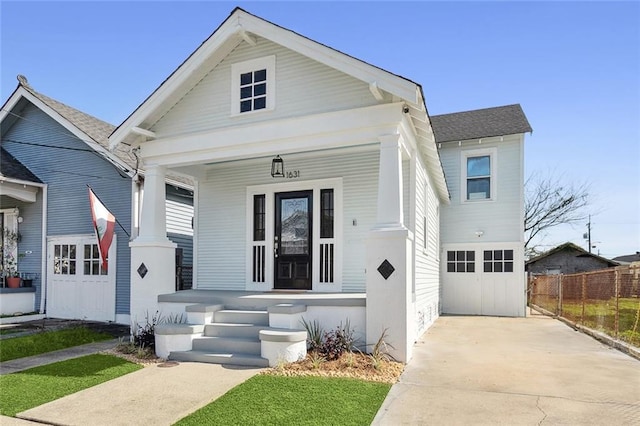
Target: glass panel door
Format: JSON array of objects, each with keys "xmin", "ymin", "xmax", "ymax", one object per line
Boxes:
[{"xmin": 274, "ymin": 191, "xmax": 312, "ymax": 290}]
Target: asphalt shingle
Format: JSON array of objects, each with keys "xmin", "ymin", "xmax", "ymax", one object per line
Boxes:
[
  {"xmin": 431, "ymin": 104, "xmax": 532, "ymax": 143},
  {"xmin": 0, "ymin": 147, "xmax": 42, "ymax": 183}
]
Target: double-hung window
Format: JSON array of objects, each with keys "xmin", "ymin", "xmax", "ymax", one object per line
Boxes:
[
  {"xmin": 462, "ymin": 148, "xmax": 496, "ymax": 202},
  {"xmin": 231, "ymin": 56, "xmax": 275, "ymax": 115}
]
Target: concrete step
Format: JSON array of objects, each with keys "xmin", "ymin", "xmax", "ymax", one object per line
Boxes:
[
  {"xmin": 169, "ymin": 350, "xmax": 269, "ymax": 367},
  {"xmin": 204, "ymin": 323, "xmax": 266, "ymax": 338},
  {"xmin": 214, "ymin": 309, "xmax": 269, "ymax": 326},
  {"xmin": 192, "ymin": 336, "xmax": 261, "ymax": 355}
]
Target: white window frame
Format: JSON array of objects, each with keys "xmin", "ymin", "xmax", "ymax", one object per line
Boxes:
[
  {"xmin": 461, "ymin": 147, "xmax": 497, "ymax": 203},
  {"xmin": 231, "ymin": 55, "xmax": 276, "ymax": 116}
]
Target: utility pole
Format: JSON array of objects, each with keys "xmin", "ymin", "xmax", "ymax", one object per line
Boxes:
[{"xmin": 584, "ymin": 215, "xmax": 592, "ymax": 253}]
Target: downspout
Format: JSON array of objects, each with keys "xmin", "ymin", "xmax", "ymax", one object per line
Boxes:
[{"xmin": 39, "ymin": 184, "xmax": 48, "ymax": 314}]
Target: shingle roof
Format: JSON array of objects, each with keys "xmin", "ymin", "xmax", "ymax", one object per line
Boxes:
[
  {"xmin": 525, "ymin": 242, "xmax": 618, "ymax": 267},
  {"xmin": 0, "ymin": 146, "xmax": 42, "ymax": 183},
  {"xmin": 431, "ymin": 104, "xmax": 532, "ymax": 143},
  {"xmin": 17, "ymin": 77, "xmax": 137, "ymax": 170},
  {"xmin": 612, "ymin": 252, "xmax": 640, "ymax": 263}
]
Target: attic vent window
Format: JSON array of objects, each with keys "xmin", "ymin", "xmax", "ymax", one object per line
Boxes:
[{"xmin": 231, "ymin": 56, "xmax": 275, "ymax": 116}]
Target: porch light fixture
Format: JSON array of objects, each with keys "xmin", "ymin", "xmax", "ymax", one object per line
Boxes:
[{"xmin": 271, "ymin": 155, "xmax": 284, "ymax": 178}]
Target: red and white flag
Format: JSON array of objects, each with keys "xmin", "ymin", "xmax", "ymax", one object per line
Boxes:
[{"xmin": 88, "ymin": 188, "xmax": 115, "ymax": 271}]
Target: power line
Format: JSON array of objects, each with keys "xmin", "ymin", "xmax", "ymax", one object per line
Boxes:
[{"xmin": 2, "ymin": 137, "xmax": 97, "ymax": 153}]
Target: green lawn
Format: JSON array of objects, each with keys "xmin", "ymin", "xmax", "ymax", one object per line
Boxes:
[
  {"xmin": 559, "ymin": 298, "xmax": 640, "ymax": 347},
  {"xmin": 0, "ymin": 327, "xmax": 112, "ymax": 362},
  {"xmin": 0, "ymin": 354, "xmax": 141, "ymax": 416},
  {"xmin": 175, "ymin": 375, "xmax": 390, "ymax": 426}
]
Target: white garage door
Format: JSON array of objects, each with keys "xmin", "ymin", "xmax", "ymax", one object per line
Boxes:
[
  {"xmin": 46, "ymin": 235, "xmax": 116, "ymax": 322},
  {"xmin": 442, "ymin": 243, "xmax": 525, "ymax": 317}
]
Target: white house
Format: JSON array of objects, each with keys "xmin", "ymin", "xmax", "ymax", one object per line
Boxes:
[
  {"xmin": 432, "ymin": 105, "xmax": 531, "ymax": 317},
  {"xmin": 108, "ymin": 8, "xmax": 531, "ymax": 365}
]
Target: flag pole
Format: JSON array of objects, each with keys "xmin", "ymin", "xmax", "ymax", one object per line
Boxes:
[{"xmin": 86, "ymin": 185, "xmax": 130, "ymax": 237}]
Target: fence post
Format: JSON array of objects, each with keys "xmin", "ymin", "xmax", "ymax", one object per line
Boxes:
[
  {"xmin": 614, "ymin": 268, "xmax": 620, "ymax": 340},
  {"xmin": 558, "ymin": 274, "xmax": 563, "ymax": 316},
  {"xmin": 581, "ymin": 274, "xmax": 586, "ymax": 325}
]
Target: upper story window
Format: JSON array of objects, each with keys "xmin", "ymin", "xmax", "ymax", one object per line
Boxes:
[
  {"xmin": 231, "ymin": 56, "xmax": 275, "ymax": 116},
  {"xmin": 462, "ymin": 148, "xmax": 496, "ymax": 202}
]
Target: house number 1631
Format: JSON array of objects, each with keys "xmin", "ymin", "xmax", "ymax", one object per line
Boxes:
[{"xmin": 286, "ymin": 170, "xmax": 300, "ymax": 179}]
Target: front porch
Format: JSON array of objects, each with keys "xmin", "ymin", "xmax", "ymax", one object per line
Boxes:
[
  {"xmin": 153, "ymin": 290, "xmax": 366, "ymax": 367},
  {"xmin": 158, "ymin": 289, "xmax": 366, "ymax": 309}
]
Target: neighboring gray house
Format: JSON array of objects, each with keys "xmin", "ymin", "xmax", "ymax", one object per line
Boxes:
[
  {"xmin": 525, "ymin": 242, "xmax": 619, "ymax": 275},
  {"xmin": 0, "ymin": 76, "xmax": 193, "ymax": 323},
  {"xmin": 612, "ymin": 252, "xmax": 640, "ymax": 265}
]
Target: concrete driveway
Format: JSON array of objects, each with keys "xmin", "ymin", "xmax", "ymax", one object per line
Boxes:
[{"xmin": 373, "ymin": 313, "xmax": 639, "ymax": 425}]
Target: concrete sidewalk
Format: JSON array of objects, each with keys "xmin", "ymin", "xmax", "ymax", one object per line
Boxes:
[
  {"xmin": 373, "ymin": 313, "xmax": 640, "ymax": 425},
  {"xmin": 1, "ymin": 331, "xmax": 261, "ymax": 425},
  {"xmin": 0, "ymin": 339, "xmax": 121, "ymax": 375},
  {"xmin": 15, "ymin": 362, "xmax": 261, "ymax": 426}
]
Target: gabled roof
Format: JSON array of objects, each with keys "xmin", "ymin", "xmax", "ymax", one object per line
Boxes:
[
  {"xmin": 0, "ymin": 147, "xmax": 42, "ymax": 183},
  {"xmin": 107, "ymin": 7, "xmax": 446, "ymax": 201},
  {"xmin": 431, "ymin": 104, "xmax": 532, "ymax": 143},
  {"xmin": 0, "ymin": 76, "xmax": 136, "ymax": 174},
  {"xmin": 526, "ymin": 242, "xmax": 618, "ymax": 267},
  {"xmin": 109, "ymin": 7, "xmax": 427, "ymax": 148}
]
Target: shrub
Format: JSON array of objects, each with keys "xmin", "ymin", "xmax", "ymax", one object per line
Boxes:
[
  {"xmin": 300, "ymin": 317, "xmax": 324, "ymax": 352},
  {"xmin": 133, "ymin": 311, "xmax": 160, "ymax": 349},
  {"xmin": 319, "ymin": 320, "xmax": 356, "ymax": 361}
]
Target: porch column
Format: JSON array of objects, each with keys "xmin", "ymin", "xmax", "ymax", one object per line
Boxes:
[
  {"xmin": 137, "ymin": 164, "xmax": 170, "ymax": 243},
  {"xmin": 375, "ymin": 134, "xmax": 404, "ymax": 230},
  {"xmin": 129, "ymin": 164, "xmax": 176, "ymax": 330},
  {"xmin": 366, "ymin": 134, "xmax": 414, "ymax": 363}
]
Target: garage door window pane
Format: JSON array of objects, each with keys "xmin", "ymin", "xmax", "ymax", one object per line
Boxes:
[
  {"xmin": 447, "ymin": 250, "xmax": 475, "ymax": 273},
  {"xmin": 83, "ymin": 244, "xmax": 108, "ymax": 276},
  {"xmin": 483, "ymin": 249, "xmax": 513, "ymax": 273}
]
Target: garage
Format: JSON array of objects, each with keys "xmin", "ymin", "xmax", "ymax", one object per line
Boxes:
[
  {"xmin": 441, "ymin": 243, "xmax": 525, "ymax": 317},
  {"xmin": 46, "ymin": 235, "xmax": 116, "ymax": 322}
]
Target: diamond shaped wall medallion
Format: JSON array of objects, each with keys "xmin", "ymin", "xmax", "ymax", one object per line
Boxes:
[
  {"xmin": 377, "ymin": 259, "xmax": 395, "ymax": 280},
  {"xmin": 137, "ymin": 263, "xmax": 148, "ymax": 279}
]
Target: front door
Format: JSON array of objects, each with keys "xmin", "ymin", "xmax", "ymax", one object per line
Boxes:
[{"xmin": 274, "ymin": 191, "xmax": 312, "ymax": 290}]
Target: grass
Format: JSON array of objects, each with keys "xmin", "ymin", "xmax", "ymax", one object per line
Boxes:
[
  {"xmin": 0, "ymin": 327, "xmax": 113, "ymax": 362},
  {"xmin": 560, "ymin": 298, "xmax": 640, "ymax": 346},
  {"xmin": 532, "ymin": 297, "xmax": 640, "ymax": 347},
  {"xmin": 175, "ymin": 375, "xmax": 391, "ymax": 426},
  {"xmin": 0, "ymin": 354, "xmax": 141, "ymax": 417},
  {"xmin": 0, "ymin": 328, "xmax": 23, "ymax": 336}
]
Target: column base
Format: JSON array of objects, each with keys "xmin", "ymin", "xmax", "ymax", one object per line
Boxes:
[
  {"xmin": 129, "ymin": 240, "xmax": 177, "ymax": 331},
  {"xmin": 365, "ymin": 228, "xmax": 413, "ymax": 363}
]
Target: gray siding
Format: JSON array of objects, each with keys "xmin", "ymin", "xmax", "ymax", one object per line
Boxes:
[
  {"xmin": 1, "ymin": 103, "xmax": 132, "ymax": 314},
  {"xmin": 7, "ymin": 195, "xmax": 44, "ymax": 311},
  {"xmin": 527, "ymin": 249, "xmax": 615, "ymax": 275},
  {"xmin": 150, "ymin": 37, "xmax": 381, "ymax": 137}
]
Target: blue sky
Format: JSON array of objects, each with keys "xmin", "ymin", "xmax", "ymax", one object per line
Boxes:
[{"xmin": 1, "ymin": 1, "xmax": 638, "ymax": 258}]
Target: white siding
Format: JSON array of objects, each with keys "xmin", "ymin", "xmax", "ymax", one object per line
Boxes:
[
  {"xmin": 166, "ymin": 199, "xmax": 194, "ymax": 236},
  {"xmin": 151, "ymin": 37, "xmax": 381, "ymax": 138},
  {"xmin": 438, "ymin": 134, "xmax": 526, "ymax": 317},
  {"xmin": 196, "ymin": 149, "xmax": 379, "ymax": 291},
  {"xmin": 413, "ymin": 156, "xmax": 441, "ymax": 336},
  {"xmin": 439, "ymin": 135, "xmax": 524, "ymax": 244}
]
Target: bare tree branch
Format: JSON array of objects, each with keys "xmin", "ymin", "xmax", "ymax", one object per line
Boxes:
[{"xmin": 524, "ymin": 171, "xmax": 591, "ymax": 252}]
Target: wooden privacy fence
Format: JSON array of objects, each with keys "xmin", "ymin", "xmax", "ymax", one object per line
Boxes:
[{"xmin": 528, "ymin": 264, "xmax": 640, "ymax": 348}]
